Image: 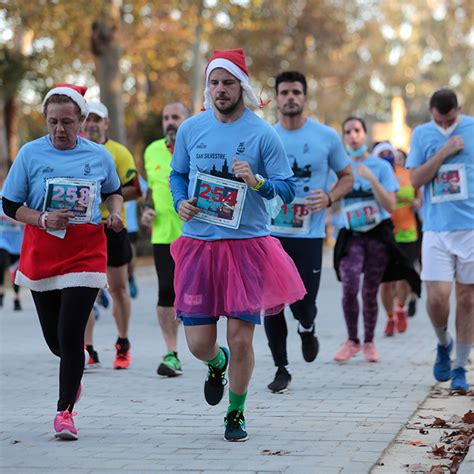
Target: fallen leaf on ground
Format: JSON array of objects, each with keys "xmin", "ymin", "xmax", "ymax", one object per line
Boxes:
[
  {"xmin": 430, "ymin": 445, "xmax": 447, "ymax": 457},
  {"xmin": 428, "ymin": 465, "xmax": 447, "ymax": 473},
  {"xmin": 432, "ymin": 417, "xmax": 447, "ymax": 427},
  {"xmin": 463, "ymin": 410, "xmax": 474, "ymax": 424},
  {"xmin": 261, "ymin": 449, "xmax": 290, "ymax": 456}
]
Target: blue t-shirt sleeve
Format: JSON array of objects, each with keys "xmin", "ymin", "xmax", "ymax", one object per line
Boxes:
[
  {"xmin": 379, "ymin": 161, "xmax": 399, "ymax": 192},
  {"xmin": 3, "ymin": 149, "xmax": 28, "ymax": 203},
  {"xmin": 328, "ymin": 131, "xmax": 350, "ymax": 173},
  {"xmin": 260, "ymin": 128, "xmax": 293, "ymax": 179},
  {"xmin": 406, "ymin": 127, "xmax": 425, "ymax": 168},
  {"xmin": 101, "ymin": 150, "xmax": 121, "ymax": 194},
  {"xmin": 170, "ymin": 125, "xmax": 190, "ymax": 174}
]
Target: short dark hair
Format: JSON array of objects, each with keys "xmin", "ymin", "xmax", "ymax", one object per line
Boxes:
[
  {"xmin": 44, "ymin": 94, "xmax": 83, "ymax": 119},
  {"xmin": 275, "ymin": 71, "xmax": 307, "ymax": 95},
  {"xmin": 429, "ymin": 89, "xmax": 458, "ymax": 114},
  {"xmin": 342, "ymin": 116, "xmax": 367, "ymax": 133}
]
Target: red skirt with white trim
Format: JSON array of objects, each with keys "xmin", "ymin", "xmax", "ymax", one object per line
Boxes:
[{"xmin": 15, "ymin": 224, "xmax": 107, "ymax": 292}]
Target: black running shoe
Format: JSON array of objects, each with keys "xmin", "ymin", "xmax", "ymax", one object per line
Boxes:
[
  {"xmin": 204, "ymin": 346, "xmax": 229, "ymax": 406},
  {"xmin": 0, "ymin": 294, "xmax": 4, "ymax": 307},
  {"xmin": 298, "ymin": 327, "xmax": 319, "ymax": 362},
  {"xmin": 408, "ymin": 297, "xmax": 417, "ymax": 317},
  {"xmin": 268, "ymin": 366, "xmax": 291, "ymax": 393},
  {"xmin": 224, "ymin": 410, "xmax": 248, "ymax": 442},
  {"xmin": 13, "ymin": 300, "xmax": 22, "ymax": 311}
]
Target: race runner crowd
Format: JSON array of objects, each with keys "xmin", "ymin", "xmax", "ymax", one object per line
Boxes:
[{"xmin": 1, "ymin": 48, "xmax": 472, "ymax": 443}]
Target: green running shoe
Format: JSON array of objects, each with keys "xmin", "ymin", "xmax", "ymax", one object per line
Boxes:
[
  {"xmin": 224, "ymin": 410, "xmax": 248, "ymax": 442},
  {"xmin": 157, "ymin": 351, "xmax": 183, "ymax": 377}
]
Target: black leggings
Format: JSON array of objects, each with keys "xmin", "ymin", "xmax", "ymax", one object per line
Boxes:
[
  {"xmin": 0, "ymin": 249, "xmax": 20, "ymax": 294},
  {"xmin": 264, "ymin": 237, "xmax": 323, "ymax": 367},
  {"xmin": 31, "ymin": 287, "xmax": 99, "ymax": 411},
  {"xmin": 153, "ymin": 244, "xmax": 175, "ymax": 307}
]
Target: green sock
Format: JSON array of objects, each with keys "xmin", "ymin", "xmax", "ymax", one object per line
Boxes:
[
  {"xmin": 206, "ymin": 347, "xmax": 226, "ymax": 369},
  {"xmin": 227, "ymin": 390, "xmax": 247, "ymax": 415}
]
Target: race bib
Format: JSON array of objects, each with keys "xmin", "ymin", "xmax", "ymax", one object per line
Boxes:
[
  {"xmin": 43, "ymin": 178, "xmax": 96, "ymax": 224},
  {"xmin": 343, "ymin": 199, "xmax": 382, "ymax": 232},
  {"xmin": 270, "ymin": 198, "xmax": 310, "ymax": 235},
  {"xmin": 430, "ymin": 164, "xmax": 468, "ymax": 204},
  {"xmin": 192, "ymin": 172, "xmax": 247, "ymax": 229}
]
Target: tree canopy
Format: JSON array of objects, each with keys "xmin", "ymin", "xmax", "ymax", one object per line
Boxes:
[{"xmin": 2, "ymin": 0, "xmax": 473, "ymax": 162}]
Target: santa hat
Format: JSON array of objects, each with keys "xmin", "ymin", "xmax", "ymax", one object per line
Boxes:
[
  {"xmin": 203, "ymin": 49, "xmax": 268, "ymax": 110},
  {"xmin": 42, "ymin": 83, "xmax": 89, "ymax": 117}
]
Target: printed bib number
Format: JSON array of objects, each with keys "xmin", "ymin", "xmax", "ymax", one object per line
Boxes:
[
  {"xmin": 430, "ymin": 164, "xmax": 468, "ymax": 204},
  {"xmin": 270, "ymin": 198, "xmax": 310, "ymax": 235},
  {"xmin": 192, "ymin": 172, "xmax": 247, "ymax": 229},
  {"xmin": 44, "ymin": 178, "xmax": 96, "ymax": 224},
  {"xmin": 343, "ymin": 199, "xmax": 381, "ymax": 232}
]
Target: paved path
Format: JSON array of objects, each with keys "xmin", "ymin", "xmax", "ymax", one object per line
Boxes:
[{"xmin": 0, "ymin": 253, "xmax": 467, "ymax": 473}]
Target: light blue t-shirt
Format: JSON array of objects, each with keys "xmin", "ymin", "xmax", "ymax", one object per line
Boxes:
[
  {"xmin": 3, "ymin": 135, "xmax": 120, "ymax": 225},
  {"xmin": 171, "ymin": 108, "xmax": 293, "ymax": 240},
  {"xmin": 272, "ymin": 119, "xmax": 350, "ymax": 238},
  {"xmin": 340, "ymin": 155, "xmax": 399, "ymax": 229},
  {"xmin": 406, "ymin": 115, "xmax": 474, "ymax": 232},
  {"xmin": 125, "ymin": 175, "xmax": 147, "ymax": 234},
  {"xmin": 0, "ymin": 193, "xmax": 23, "ymax": 255}
]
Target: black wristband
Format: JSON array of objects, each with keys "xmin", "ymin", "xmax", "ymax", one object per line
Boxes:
[{"xmin": 326, "ymin": 192, "xmax": 333, "ymax": 208}]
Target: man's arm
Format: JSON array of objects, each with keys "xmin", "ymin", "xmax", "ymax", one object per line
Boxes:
[
  {"xmin": 410, "ymin": 136, "xmax": 464, "ymax": 188},
  {"xmin": 122, "ymin": 176, "xmax": 141, "ymax": 202}
]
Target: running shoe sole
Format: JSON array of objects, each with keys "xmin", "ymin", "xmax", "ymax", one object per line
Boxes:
[
  {"xmin": 54, "ymin": 430, "xmax": 78, "ymax": 441},
  {"xmin": 223, "ymin": 434, "xmax": 249, "ymax": 442},
  {"xmin": 157, "ymin": 363, "xmax": 183, "ymax": 377}
]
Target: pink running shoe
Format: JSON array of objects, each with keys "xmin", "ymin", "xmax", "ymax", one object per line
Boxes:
[
  {"xmin": 396, "ymin": 309, "xmax": 408, "ymax": 333},
  {"xmin": 363, "ymin": 342, "xmax": 380, "ymax": 362},
  {"xmin": 54, "ymin": 410, "xmax": 78, "ymax": 440},
  {"xmin": 334, "ymin": 340, "xmax": 361, "ymax": 362}
]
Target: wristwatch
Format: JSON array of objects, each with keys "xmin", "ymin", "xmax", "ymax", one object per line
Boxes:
[{"xmin": 251, "ymin": 174, "xmax": 266, "ymax": 191}]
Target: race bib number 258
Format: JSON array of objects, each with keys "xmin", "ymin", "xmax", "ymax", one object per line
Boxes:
[{"xmin": 44, "ymin": 178, "xmax": 96, "ymax": 223}]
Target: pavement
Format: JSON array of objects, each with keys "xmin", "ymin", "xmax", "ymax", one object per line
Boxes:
[{"xmin": 1, "ymin": 252, "xmax": 472, "ymax": 473}]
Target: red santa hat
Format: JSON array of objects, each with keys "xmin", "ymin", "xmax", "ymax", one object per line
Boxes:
[
  {"xmin": 42, "ymin": 83, "xmax": 89, "ymax": 117},
  {"xmin": 203, "ymin": 49, "xmax": 268, "ymax": 110}
]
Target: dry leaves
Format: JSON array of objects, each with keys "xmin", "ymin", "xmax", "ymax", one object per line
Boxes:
[{"xmin": 463, "ymin": 410, "xmax": 474, "ymax": 424}]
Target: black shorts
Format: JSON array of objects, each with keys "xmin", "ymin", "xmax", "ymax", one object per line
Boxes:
[
  {"xmin": 127, "ymin": 231, "xmax": 138, "ymax": 244},
  {"xmin": 153, "ymin": 244, "xmax": 175, "ymax": 307},
  {"xmin": 105, "ymin": 228, "xmax": 133, "ymax": 267},
  {"xmin": 398, "ymin": 242, "xmax": 419, "ymax": 266}
]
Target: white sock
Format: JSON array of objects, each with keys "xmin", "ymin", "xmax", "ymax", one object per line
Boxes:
[
  {"xmin": 298, "ymin": 323, "xmax": 314, "ymax": 334},
  {"xmin": 453, "ymin": 342, "xmax": 472, "ymax": 370},
  {"xmin": 433, "ymin": 325, "xmax": 451, "ymax": 347}
]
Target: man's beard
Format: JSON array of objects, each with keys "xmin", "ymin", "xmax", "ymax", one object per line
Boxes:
[
  {"xmin": 165, "ymin": 126, "xmax": 177, "ymax": 142},
  {"xmin": 213, "ymin": 91, "xmax": 244, "ymax": 115},
  {"xmin": 281, "ymin": 104, "xmax": 304, "ymax": 118}
]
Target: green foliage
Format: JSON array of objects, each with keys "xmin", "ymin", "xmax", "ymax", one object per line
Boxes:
[{"xmin": 3, "ymin": 0, "xmax": 473, "ymax": 151}]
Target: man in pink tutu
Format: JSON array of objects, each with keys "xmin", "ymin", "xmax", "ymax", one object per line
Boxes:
[{"xmin": 170, "ymin": 48, "xmax": 306, "ymax": 442}]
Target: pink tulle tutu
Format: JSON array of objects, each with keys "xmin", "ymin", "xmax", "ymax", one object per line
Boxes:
[{"xmin": 170, "ymin": 236, "xmax": 306, "ymax": 321}]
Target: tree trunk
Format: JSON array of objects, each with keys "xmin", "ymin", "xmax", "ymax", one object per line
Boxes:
[
  {"xmin": 191, "ymin": 1, "xmax": 205, "ymax": 114},
  {"xmin": 4, "ymin": 98, "xmax": 18, "ymax": 164},
  {"xmin": 91, "ymin": 0, "xmax": 126, "ymax": 145},
  {"xmin": 0, "ymin": 100, "xmax": 8, "ymax": 173}
]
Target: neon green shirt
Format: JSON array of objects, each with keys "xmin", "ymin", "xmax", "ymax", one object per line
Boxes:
[{"xmin": 144, "ymin": 138, "xmax": 182, "ymax": 244}]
